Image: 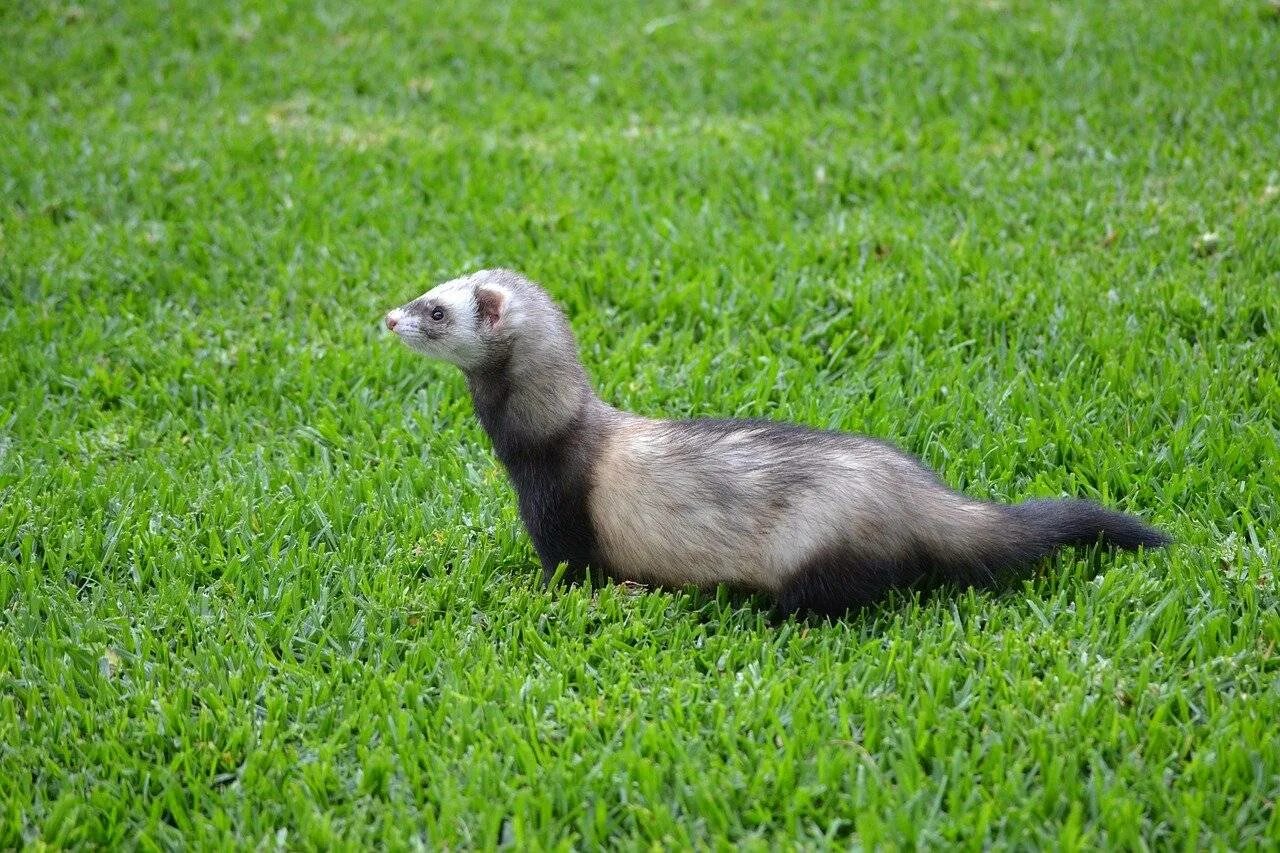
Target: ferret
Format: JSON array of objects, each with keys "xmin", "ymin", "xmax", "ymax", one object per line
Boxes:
[{"xmin": 384, "ymin": 269, "xmax": 1169, "ymax": 617}]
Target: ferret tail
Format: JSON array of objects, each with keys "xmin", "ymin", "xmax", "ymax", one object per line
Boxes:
[
  {"xmin": 934, "ymin": 498, "xmax": 1170, "ymax": 589},
  {"xmin": 1005, "ymin": 498, "xmax": 1171, "ymax": 553},
  {"xmin": 777, "ymin": 496, "xmax": 1169, "ymax": 617}
]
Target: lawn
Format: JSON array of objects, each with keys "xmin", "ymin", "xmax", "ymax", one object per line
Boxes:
[{"xmin": 2, "ymin": 0, "xmax": 1278, "ymax": 847}]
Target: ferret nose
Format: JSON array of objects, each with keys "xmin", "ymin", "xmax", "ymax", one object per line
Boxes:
[{"xmin": 384, "ymin": 313, "xmax": 398, "ymax": 331}]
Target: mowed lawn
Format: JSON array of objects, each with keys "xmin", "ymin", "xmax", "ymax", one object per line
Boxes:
[{"xmin": 3, "ymin": 0, "xmax": 1278, "ymax": 847}]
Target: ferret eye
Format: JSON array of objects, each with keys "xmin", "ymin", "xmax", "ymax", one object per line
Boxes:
[{"xmin": 431, "ymin": 307, "xmax": 445, "ymax": 322}]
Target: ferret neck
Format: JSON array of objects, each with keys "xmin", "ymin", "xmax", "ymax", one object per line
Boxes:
[{"xmin": 464, "ymin": 357, "xmax": 599, "ymax": 457}]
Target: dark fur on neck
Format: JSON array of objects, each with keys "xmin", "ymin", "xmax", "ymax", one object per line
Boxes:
[{"xmin": 465, "ymin": 360, "xmax": 608, "ymax": 584}]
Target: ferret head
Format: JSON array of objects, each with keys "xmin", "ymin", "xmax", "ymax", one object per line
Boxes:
[
  {"xmin": 384, "ymin": 269, "xmax": 521, "ymax": 372},
  {"xmin": 387, "ymin": 269, "xmax": 594, "ymax": 437}
]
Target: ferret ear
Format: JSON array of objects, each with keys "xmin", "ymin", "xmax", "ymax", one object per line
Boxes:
[{"xmin": 475, "ymin": 284, "xmax": 510, "ymax": 331}]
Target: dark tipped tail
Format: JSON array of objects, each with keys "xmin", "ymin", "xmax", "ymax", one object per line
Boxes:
[
  {"xmin": 926, "ymin": 497, "xmax": 1170, "ymax": 594},
  {"xmin": 777, "ymin": 495, "xmax": 1169, "ymax": 617},
  {"xmin": 1006, "ymin": 498, "xmax": 1171, "ymax": 555}
]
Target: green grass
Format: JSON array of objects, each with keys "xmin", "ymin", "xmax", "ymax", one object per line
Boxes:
[{"xmin": 2, "ymin": 0, "xmax": 1279, "ymax": 847}]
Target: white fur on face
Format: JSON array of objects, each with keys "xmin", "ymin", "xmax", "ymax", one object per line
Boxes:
[{"xmin": 385, "ymin": 272, "xmax": 512, "ymax": 371}]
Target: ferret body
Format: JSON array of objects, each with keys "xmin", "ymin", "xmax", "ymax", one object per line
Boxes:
[{"xmin": 385, "ymin": 269, "xmax": 1168, "ymax": 617}]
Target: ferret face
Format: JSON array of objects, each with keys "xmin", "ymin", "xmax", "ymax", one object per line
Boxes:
[{"xmin": 384, "ymin": 271, "xmax": 512, "ymax": 371}]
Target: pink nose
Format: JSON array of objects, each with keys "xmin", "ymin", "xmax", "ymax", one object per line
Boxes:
[{"xmin": 385, "ymin": 313, "xmax": 398, "ymax": 331}]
